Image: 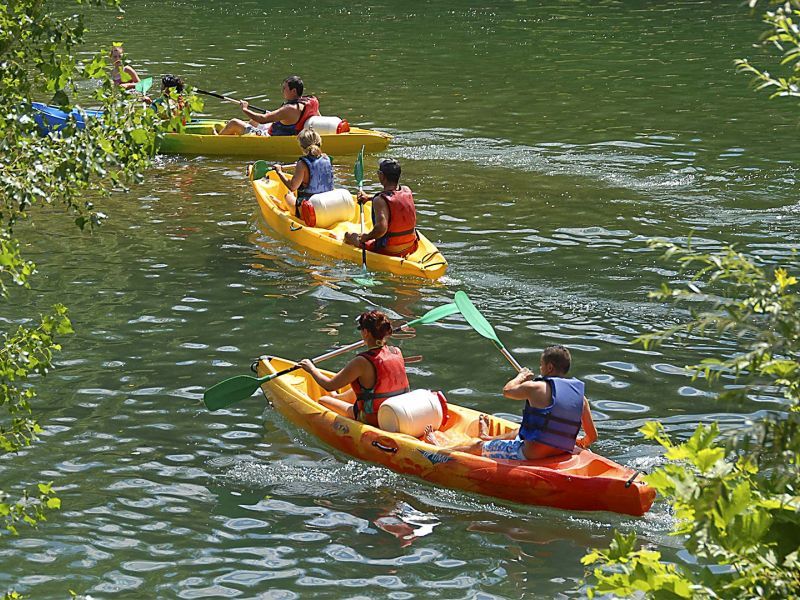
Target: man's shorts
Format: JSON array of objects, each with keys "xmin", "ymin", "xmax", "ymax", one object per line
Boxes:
[{"xmin": 481, "ymin": 438, "xmax": 526, "ymax": 461}]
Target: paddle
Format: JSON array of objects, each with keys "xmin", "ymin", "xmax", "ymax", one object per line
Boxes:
[
  {"xmin": 203, "ymin": 302, "xmax": 460, "ymax": 411},
  {"xmin": 454, "ymin": 291, "xmax": 524, "ymax": 372},
  {"xmin": 352, "ymin": 145, "xmax": 377, "ymax": 287},
  {"xmin": 134, "ymin": 77, "xmax": 153, "ymax": 95},
  {"xmin": 195, "ymin": 88, "xmax": 266, "ymax": 113}
]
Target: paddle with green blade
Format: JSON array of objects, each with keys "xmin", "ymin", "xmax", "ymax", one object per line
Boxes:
[
  {"xmin": 203, "ymin": 302, "xmax": 460, "ymax": 411},
  {"xmin": 134, "ymin": 77, "xmax": 153, "ymax": 95},
  {"xmin": 454, "ymin": 291, "xmax": 524, "ymax": 372},
  {"xmin": 352, "ymin": 145, "xmax": 377, "ymax": 287}
]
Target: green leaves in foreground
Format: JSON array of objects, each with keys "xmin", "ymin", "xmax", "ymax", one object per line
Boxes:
[{"xmin": 584, "ymin": 241, "xmax": 800, "ymax": 599}]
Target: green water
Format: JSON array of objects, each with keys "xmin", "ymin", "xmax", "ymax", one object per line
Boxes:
[{"xmin": 3, "ymin": 1, "xmax": 798, "ymax": 597}]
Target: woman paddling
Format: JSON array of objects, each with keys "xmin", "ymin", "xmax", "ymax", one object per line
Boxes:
[
  {"xmin": 272, "ymin": 128, "xmax": 334, "ymax": 215},
  {"xmin": 299, "ymin": 310, "xmax": 410, "ymax": 427}
]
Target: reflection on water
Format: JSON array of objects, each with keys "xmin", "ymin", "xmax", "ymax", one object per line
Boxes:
[{"xmin": 2, "ymin": 0, "xmax": 798, "ymax": 597}]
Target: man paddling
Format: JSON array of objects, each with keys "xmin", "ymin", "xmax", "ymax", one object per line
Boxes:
[
  {"xmin": 343, "ymin": 158, "xmax": 419, "ymax": 257},
  {"xmin": 424, "ymin": 345, "xmax": 598, "ymax": 460},
  {"xmin": 214, "ymin": 75, "xmax": 319, "ymax": 136}
]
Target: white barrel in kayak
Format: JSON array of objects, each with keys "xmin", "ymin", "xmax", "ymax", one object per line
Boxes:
[
  {"xmin": 304, "ymin": 116, "xmax": 350, "ymax": 134},
  {"xmin": 300, "ymin": 188, "xmax": 355, "ymax": 228},
  {"xmin": 378, "ymin": 389, "xmax": 448, "ymax": 437}
]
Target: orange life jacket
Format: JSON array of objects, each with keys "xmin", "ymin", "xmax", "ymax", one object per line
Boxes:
[
  {"xmin": 373, "ymin": 186, "xmax": 418, "ymax": 254},
  {"xmin": 351, "ymin": 346, "xmax": 410, "ymax": 426}
]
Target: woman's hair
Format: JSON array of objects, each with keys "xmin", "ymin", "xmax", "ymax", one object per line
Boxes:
[
  {"xmin": 357, "ymin": 310, "xmax": 393, "ymax": 341},
  {"xmin": 161, "ymin": 74, "xmax": 184, "ymax": 93},
  {"xmin": 298, "ymin": 128, "xmax": 322, "ymax": 157}
]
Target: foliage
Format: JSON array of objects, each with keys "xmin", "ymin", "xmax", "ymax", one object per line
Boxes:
[
  {"xmin": 0, "ymin": 1, "xmax": 198, "ymax": 589},
  {"xmin": 736, "ymin": 0, "xmax": 800, "ymax": 98},
  {"xmin": 583, "ymin": 242, "xmax": 800, "ymax": 599},
  {"xmin": 583, "ymin": 4, "xmax": 800, "ymax": 597}
]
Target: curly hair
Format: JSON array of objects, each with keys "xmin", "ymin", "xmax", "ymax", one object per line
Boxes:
[{"xmin": 357, "ymin": 310, "xmax": 393, "ymax": 341}]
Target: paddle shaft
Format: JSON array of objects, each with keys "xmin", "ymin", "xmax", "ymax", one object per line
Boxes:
[
  {"xmin": 359, "ymin": 186, "xmax": 368, "ymax": 271},
  {"xmin": 195, "ymin": 88, "xmax": 266, "ymax": 113},
  {"xmin": 495, "ymin": 341, "xmax": 524, "ymax": 372},
  {"xmin": 263, "ymin": 319, "xmax": 426, "ymax": 383}
]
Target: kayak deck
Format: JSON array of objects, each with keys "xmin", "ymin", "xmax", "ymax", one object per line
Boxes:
[
  {"xmin": 159, "ymin": 119, "xmax": 391, "ymax": 158},
  {"xmin": 257, "ymin": 356, "xmax": 656, "ymax": 515},
  {"xmin": 250, "ymin": 169, "xmax": 448, "ymax": 280}
]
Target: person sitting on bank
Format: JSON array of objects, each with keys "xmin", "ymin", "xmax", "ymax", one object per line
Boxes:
[
  {"xmin": 343, "ymin": 158, "xmax": 419, "ymax": 257},
  {"xmin": 424, "ymin": 345, "xmax": 598, "ymax": 461},
  {"xmin": 273, "ymin": 128, "xmax": 334, "ymax": 215},
  {"xmin": 214, "ymin": 75, "xmax": 319, "ymax": 136},
  {"xmin": 299, "ymin": 310, "xmax": 409, "ymax": 428},
  {"xmin": 109, "ymin": 44, "xmax": 142, "ymax": 90}
]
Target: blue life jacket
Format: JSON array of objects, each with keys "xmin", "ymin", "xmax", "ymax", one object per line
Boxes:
[
  {"xmin": 269, "ymin": 120, "xmax": 297, "ymax": 136},
  {"xmin": 298, "ymin": 155, "xmax": 334, "ymax": 197},
  {"xmin": 518, "ymin": 376, "xmax": 584, "ymax": 452}
]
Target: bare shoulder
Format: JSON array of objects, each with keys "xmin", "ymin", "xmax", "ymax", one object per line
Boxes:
[{"xmin": 526, "ymin": 379, "xmax": 552, "ymax": 409}]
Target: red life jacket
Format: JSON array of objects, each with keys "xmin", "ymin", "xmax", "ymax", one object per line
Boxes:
[
  {"xmin": 268, "ymin": 96, "xmax": 320, "ymax": 135},
  {"xmin": 351, "ymin": 345, "xmax": 410, "ymax": 426},
  {"xmin": 374, "ymin": 186, "xmax": 418, "ymax": 254}
]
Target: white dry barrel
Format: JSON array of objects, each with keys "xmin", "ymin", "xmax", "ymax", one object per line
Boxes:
[{"xmin": 378, "ymin": 389, "xmax": 448, "ymax": 437}]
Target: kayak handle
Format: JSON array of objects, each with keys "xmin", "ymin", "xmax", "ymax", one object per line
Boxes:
[
  {"xmin": 625, "ymin": 469, "xmax": 645, "ymax": 488},
  {"xmin": 424, "ymin": 261, "xmax": 447, "ymax": 271},
  {"xmin": 290, "ymin": 222, "xmax": 303, "ymax": 232},
  {"xmin": 372, "ymin": 440, "xmax": 398, "ymax": 454}
]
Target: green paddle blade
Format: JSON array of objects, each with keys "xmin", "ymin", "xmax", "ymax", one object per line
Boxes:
[
  {"xmin": 454, "ymin": 291, "xmax": 504, "ymax": 346},
  {"xmin": 354, "ymin": 275, "xmax": 378, "ymax": 287},
  {"xmin": 353, "ymin": 145, "xmax": 364, "ymax": 188},
  {"xmin": 134, "ymin": 77, "xmax": 153, "ymax": 94},
  {"xmin": 406, "ymin": 302, "xmax": 459, "ymax": 326},
  {"xmin": 251, "ymin": 160, "xmax": 271, "ymax": 180},
  {"xmin": 203, "ymin": 374, "xmax": 262, "ymax": 411}
]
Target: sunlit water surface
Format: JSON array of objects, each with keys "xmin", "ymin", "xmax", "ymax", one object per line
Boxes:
[{"xmin": 2, "ymin": 1, "xmax": 798, "ymax": 597}]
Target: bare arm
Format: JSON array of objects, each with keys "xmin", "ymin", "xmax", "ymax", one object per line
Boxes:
[
  {"xmin": 118, "ymin": 66, "xmax": 141, "ymax": 90},
  {"xmin": 358, "ymin": 195, "xmax": 389, "ymax": 245},
  {"xmin": 502, "ymin": 367, "xmax": 538, "ymax": 401},
  {"xmin": 241, "ymin": 101, "xmax": 299, "ymax": 125},
  {"xmin": 299, "ymin": 356, "xmax": 367, "ymax": 392},
  {"xmin": 575, "ymin": 397, "xmax": 598, "ymax": 449},
  {"xmin": 274, "ymin": 161, "xmax": 308, "ymax": 192}
]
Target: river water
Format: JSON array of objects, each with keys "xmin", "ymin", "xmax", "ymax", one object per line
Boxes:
[{"xmin": 3, "ymin": 1, "xmax": 798, "ymax": 597}]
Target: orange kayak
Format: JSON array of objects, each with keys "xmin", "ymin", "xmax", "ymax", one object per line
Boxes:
[{"xmin": 257, "ymin": 356, "xmax": 656, "ymax": 516}]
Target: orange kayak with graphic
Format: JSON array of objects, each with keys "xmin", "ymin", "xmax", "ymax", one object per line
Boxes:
[{"xmin": 256, "ymin": 356, "xmax": 656, "ymax": 516}]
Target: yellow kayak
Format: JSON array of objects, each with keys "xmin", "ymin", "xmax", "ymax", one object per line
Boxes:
[
  {"xmin": 256, "ymin": 356, "xmax": 656, "ymax": 516},
  {"xmin": 249, "ymin": 164, "xmax": 448, "ymax": 280},
  {"xmin": 159, "ymin": 119, "xmax": 391, "ymax": 158}
]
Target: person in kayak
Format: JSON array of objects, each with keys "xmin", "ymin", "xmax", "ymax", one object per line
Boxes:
[
  {"xmin": 299, "ymin": 310, "xmax": 410, "ymax": 428},
  {"xmin": 109, "ymin": 44, "xmax": 142, "ymax": 90},
  {"xmin": 343, "ymin": 158, "xmax": 419, "ymax": 257},
  {"xmin": 424, "ymin": 345, "xmax": 598, "ymax": 460},
  {"xmin": 272, "ymin": 128, "xmax": 334, "ymax": 215},
  {"xmin": 149, "ymin": 74, "xmax": 186, "ymax": 119},
  {"xmin": 214, "ymin": 75, "xmax": 319, "ymax": 136}
]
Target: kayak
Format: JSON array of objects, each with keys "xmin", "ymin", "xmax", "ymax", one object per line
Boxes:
[
  {"xmin": 250, "ymin": 165, "xmax": 448, "ymax": 280},
  {"xmin": 30, "ymin": 106, "xmax": 391, "ymax": 158},
  {"xmin": 256, "ymin": 356, "xmax": 656, "ymax": 516},
  {"xmin": 159, "ymin": 119, "xmax": 391, "ymax": 158},
  {"xmin": 32, "ymin": 102, "xmax": 102, "ymax": 134}
]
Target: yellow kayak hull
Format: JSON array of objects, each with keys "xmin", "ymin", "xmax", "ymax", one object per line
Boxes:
[
  {"xmin": 159, "ymin": 120, "xmax": 391, "ymax": 158},
  {"xmin": 250, "ymin": 169, "xmax": 448, "ymax": 280},
  {"xmin": 257, "ymin": 356, "xmax": 656, "ymax": 516}
]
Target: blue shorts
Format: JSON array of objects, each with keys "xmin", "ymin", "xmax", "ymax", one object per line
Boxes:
[{"xmin": 481, "ymin": 438, "xmax": 526, "ymax": 461}]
